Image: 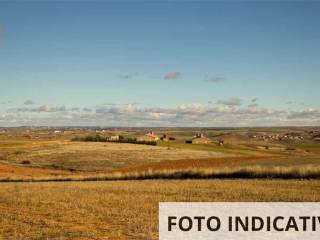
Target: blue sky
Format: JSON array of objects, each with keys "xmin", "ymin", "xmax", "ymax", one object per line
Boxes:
[{"xmin": 0, "ymin": 1, "xmax": 319, "ymax": 126}]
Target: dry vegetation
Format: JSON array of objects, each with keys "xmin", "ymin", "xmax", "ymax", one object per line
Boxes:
[
  {"xmin": 0, "ymin": 180, "xmax": 319, "ymax": 240},
  {"xmin": 0, "ymin": 127, "xmax": 319, "ymax": 239},
  {"xmin": 0, "ymin": 140, "xmax": 234, "ymax": 172},
  {"xmin": 1, "ymin": 164, "xmax": 320, "ymax": 182}
]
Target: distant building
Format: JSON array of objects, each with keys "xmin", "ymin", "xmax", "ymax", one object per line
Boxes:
[
  {"xmin": 160, "ymin": 134, "xmax": 170, "ymax": 141},
  {"xmin": 137, "ymin": 131, "xmax": 159, "ymax": 142},
  {"xmin": 63, "ymin": 130, "xmax": 74, "ymax": 134},
  {"xmin": 187, "ymin": 133, "xmax": 212, "ymax": 144},
  {"xmin": 108, "ymin": 135, "xmax": 120, "ymax": 141}
]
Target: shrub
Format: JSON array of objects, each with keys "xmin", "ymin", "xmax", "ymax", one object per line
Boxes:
[
  {"xmin": 72, "ymin": 135, "xmax": 157, "ymax": 146},
  {"xmin": 71, "ymin": 136, "xmax": 80, "ymax": 141},
  {"xmin": 21, "ymin": 160, "xmax": 31, "ymax": 165},
  {"xmin": 286, "ymin": 147, "xmax": 296, "ymax": 151}
]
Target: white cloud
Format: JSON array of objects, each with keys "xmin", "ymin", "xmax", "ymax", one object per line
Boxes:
[
  {"xmin": 248, "ymin": 103, "xmax": 259, "ymax": 108},
  {"xmin": 217, "ymin": 98, "xmax": 243, "ymax": 106},
  {"xmin": 251, "ymin": 98, "xmax": 258, "ymax": 103},
  {"xmin": 120, "ymin": 72, "xmax": 140, "ymax": 79},
  {"xmin": 164, "ymin": 71, "xmax": 181, "ymax": 80},
  {"xmin": 83, "ymin": 107, "xmax": 92, "ymax": 112},
  {"xmin": 205, "ymin": 75, "xmax": 225, "ymax": 83},
  {"xmin": 24, "ymin": 100, "xmax": 35, "ymax": 105},
  {"xmin": 287, "ymin": 109, "xmax": 320, "ymax": 120},
  {"xmin": 9, "ymin": 105, "xmax": 82, "ymax": 113},
  {"xmin": 2, "ymin": 103, "xmax": 320, "ymax": 127}
]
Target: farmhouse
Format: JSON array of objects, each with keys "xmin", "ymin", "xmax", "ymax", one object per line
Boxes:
[
  {"xmin": 187, "ymin": 133, "xmax": 212, "ymax": 144},
  {"xmin": 108, "ymin": 135, "xmax": 120, "ymax": 141},
  {"xmin": 160, "ymin": 134, "xmax": 170, "ymax": 141},
  {"xmin": 137, "ymin": 131, "xmax": 159, "ymax": 142}
]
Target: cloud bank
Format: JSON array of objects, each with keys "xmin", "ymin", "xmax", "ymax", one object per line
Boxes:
[{"xmin": 1, "ymin": 101, "xmax": 319, "ymax": 127}]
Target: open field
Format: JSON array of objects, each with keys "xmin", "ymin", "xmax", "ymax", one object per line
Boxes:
[
  {"xmin": 2, "ymin": 1, "xmax": 320, "ymax": 239},
  {"xmin": 1, "ymin": 158, "xmax": 320, "ymax": 182},
  {"xmin": 0, "ymin": 127, "xmax": 319, "ymax": 239},
  {"xmin": 0, "ymin": 138, "xmax": 318, "ymax": 181},
  {"xmin": 0, "ymin": 180, "xmax": 320, "ymax": 240},
  {"xmin": 0, "ymin": 140, "xmax": 235, "ymax": 173},
  {"xmin": 0, "ymin": 127, "xmax": 319, "ymax": 179}
]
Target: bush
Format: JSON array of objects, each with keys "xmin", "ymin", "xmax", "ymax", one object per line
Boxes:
[
  {"xmin": 72, "ymin": 135, "xmax": 157, "ymax": 146},
  {"xmin": 21, "ymin": 160, "xmax": 31, "ymax": 165},
  {"xmin": 71, "ymin": 136, "xmax": 80, "ymax": 141},
  {"xmin": 286, "ymin": 147, "xmax": 296, "ymax": 151}
]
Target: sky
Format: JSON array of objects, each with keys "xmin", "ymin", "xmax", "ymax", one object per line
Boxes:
[{"xmin": 0, "ymin": 1, "xmax": 319, "ymax": 127}]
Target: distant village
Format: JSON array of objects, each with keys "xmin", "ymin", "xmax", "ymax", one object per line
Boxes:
[
  {"xmin": 248, "ymin": 131, "xmax": 320, "ymax": 142},
  {"xmin": 0, "ymin": 127, "xmax": 319, "ymax": 145}
]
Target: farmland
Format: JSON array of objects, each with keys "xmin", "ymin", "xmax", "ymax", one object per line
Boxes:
[
  {"xmin": 2, "ymin": 1, "xmax": 320, "ymax": 239},
  {"xmin": 0, "ymin": 127, "xmax": 319, "ymax": 239},
  {"xmin": 1, "ymin": 180, "xmax": 320, "ymax": 240}
]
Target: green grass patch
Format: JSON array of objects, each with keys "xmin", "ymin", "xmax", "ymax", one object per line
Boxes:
[{"xmin": 158, "ymin": 141, "xmax": 276, "ymax": 156}]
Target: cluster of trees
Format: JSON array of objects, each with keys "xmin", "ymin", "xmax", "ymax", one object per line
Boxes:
[{"xmin": 72, "ymin": 134, "xmax": 157, "ymax": 146}]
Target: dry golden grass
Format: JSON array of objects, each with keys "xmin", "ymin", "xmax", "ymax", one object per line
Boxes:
[
  {"xmin": 1, "ymin": 140, "xmax": 235, "ymax": 172},
  {"xmin": 0, "ymin": 180, "xmax": 319, "ymax": 239},
  {"xmin": 1, "ymin": 165, "xmax": 320, "ymax": 182},
  {"xmin": 0, "ymin": 138, "xmax": 318, "ymax": 181},
  {"xmin": 1, "ymin": 138, "xmax": 317, "ymax": 175},
  {"xmin": 1, "ymin": 155, "xmax": 319, "ymax": 182},
  {"xmin": 0, "ymin": 131, "xmax": 319, "ymax": 239}
]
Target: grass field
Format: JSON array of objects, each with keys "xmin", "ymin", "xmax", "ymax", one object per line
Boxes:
[
  {"xmin": 0, "ymin": 139, "xmax": 318, "ymax": 181},
  {"xmin": 0, "ymin": 179, "xmax": 319, "ymax": 240},
  {"xmin": 0, "ymin": 140, "xmax": 235, "ymax": 173}
]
